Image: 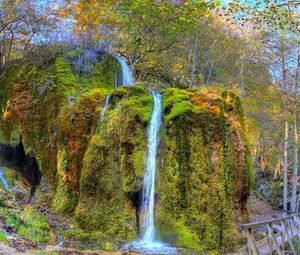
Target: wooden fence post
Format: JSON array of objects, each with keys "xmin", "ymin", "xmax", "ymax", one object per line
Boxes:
[
  {"xmin": 246, "ymin": 228, "xmax": 259, "ymax": 255},
  {"xmin": 267, "ymin": 224, "xmax": 283, "ymax": 255}
]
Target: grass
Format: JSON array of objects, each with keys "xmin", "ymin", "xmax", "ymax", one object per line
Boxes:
[
  {"xmin": 6, "ymin": 214, "xmax": 21, "ymax": 230},
  {"xmin": 0, "ymin": 230, "xmax": 9, "ymax": 244},
  {"xmin": 293, "ymin": 238, "xmax": 300, "ymax": 253},
  {"xmin": 61, "ymin": 227, "xmax": 118, "ymax": 250},
  {"xmin": 0, "ymin": 193, "xmax": 53, "ymax": 244},
  {"xmin": 18, "ymin": 207, "xmax": 52, "ymax": 243},
  {"xmin": 29, "ymin": 251, "xmax": 60, "ymax": 255}
]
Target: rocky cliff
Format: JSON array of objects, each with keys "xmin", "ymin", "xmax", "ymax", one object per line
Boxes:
[{"xmin": 0, "ymin": 52, "xmax": 253, "ymax": 252}]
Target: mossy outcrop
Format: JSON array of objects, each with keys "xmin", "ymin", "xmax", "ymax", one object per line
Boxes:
[
  {"xmin": 75, "ymin": 86, "xmax": 152, "ymax": 242},
  {"xmin": 0, "ymin": 52, "xmax": 253, "ymax": 252},
  {"xmin": 156, "ymin": 88, "xmax": 253, "ymax": 251}
]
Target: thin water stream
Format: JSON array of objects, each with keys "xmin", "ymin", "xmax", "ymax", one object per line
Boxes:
[
  {"xmin": 114, "ymin": 55, "xmax": 135, "ymax": 86},
  {"xmin": 0, "ymin": 169, "xmax": 10, "ymax": 191},
  {"xmin": 127, "ymin": 92, "xmax": 176, "ymax": 254},
  {"xmin": 101, "ymin": 94, "xmax": 111, "ymax": 122}
]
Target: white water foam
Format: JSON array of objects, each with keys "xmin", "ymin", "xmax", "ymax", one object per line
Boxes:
[
  {"xmin": 114, "ymin": 55, "xmax": 135, "ymax": 86},
  {"xmin": 101, "ymin": 94, "xmax": 111, "ymax": 122},
  {"xmin": 125, "ymin": 91, "xmax": 176, "ymax": 255}
]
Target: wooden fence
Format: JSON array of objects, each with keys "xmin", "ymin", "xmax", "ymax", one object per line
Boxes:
[{"xmin": 240, "ymin": 212, "xmax": 300, "ymax": 254}]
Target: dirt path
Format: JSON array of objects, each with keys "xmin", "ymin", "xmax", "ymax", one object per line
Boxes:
[
  {"xmin": 0, "ymin": 243, "xmax": 32, "ymax": 255},
  {"xmin": 0, "ymin": 242, "xmax": 142, "ymax": 255}
]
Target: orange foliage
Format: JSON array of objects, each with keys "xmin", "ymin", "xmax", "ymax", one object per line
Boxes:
[
  {"xmin": 210, "ymin": 105, "xmax": 220, "ymax": 114},
  {"xmin": 69, "ymin": 140, "xmax": 80, "ymax": 154},
  {"xmin": 188, "ymin": 91, "xmax": 223, "ymax": 115},
  {"xmin": 188, "ymin": 92, "xmax": 211, "ymax": 108},
  {"xmin": 69, "ymin": 163, "xmax": 78, "ymax": 179},
  {"xmin": 187, "ymin": 91, "xmax": 195, "ymax": 97},
  {"xmin": 25, "ymin": 204, "xmax": 33, "ymax": 210},
  {"xmin": 2, "ymin": 110, "xmax": 11, "ymax": 121},
  {"xmin": 192, "ymin": 97, "xmax": 211, "ymax": 107}
]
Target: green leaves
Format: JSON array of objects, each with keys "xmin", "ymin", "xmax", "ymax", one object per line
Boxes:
[{"xmin": 226, "ymin": 0, "xmax": 300, "ymax": 33}]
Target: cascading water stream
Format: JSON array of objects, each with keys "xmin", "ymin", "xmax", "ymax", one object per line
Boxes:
[
  {"xmin": 0, "ymin": 169, "xmax": 10, "ymax": 191},
  {"xmin": 101, "ymin": 94, "xmax": 111, "ymax": 122},
  {"xmin": 141, "ymin": 91, "xmax": 162, "ymax": 243},
  {"xmin": 127, "ymin": 91, "xmax": 176, "ymax": 254},
  {"xmin": 114, "ymin": 55, "xmax": 135, "ymax": 86}
]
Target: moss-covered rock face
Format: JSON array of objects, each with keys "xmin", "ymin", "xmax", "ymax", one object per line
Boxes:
[
  {"xmin": 0, "ymin": 53, "xmax": 253, "ymax": 252},
  {"xmin": 0, "ymin": 53, "xmax": 118, "ymax": 195},
  {"xmin": 75, "ymin": 85, "xmax": 152, "ymax": 242},
  {"xmin": 157, "ymin": 88, "xmax": 253, "ymax": 251}
]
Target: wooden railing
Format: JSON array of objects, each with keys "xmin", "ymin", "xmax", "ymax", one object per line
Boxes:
[{"xmin": 241, "ymin": 212, "xmax": 300, "ymax": 254}]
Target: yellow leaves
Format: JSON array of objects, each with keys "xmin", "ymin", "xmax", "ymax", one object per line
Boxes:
[
  {"xmin": 25, "ymin": 204, "xmax": 33, "ymax": 210},
  {"xmin": 172, "ymin": 63, "xmax": 183, "ymax": 72},
  {"xmin": 203, "ymin": 10, "xmax": 212, "ymax": 18},
  {"xmin": 244, "ymin": 98, "xmax": 252, "ymax": 105},
  {"xmin": 60, "ymin": 171, "xmax": 69, "ymax": 182},
  {"xmin": 2, "ymin": 110, "xmax": 11, "ymax": 121},
  {"xmin": 57, "ymin": 8, "xmax": 68, "ymax": 18},
  {"xmin": 92, "ymin": 34, "xmax": 101, "ymax": 40}
]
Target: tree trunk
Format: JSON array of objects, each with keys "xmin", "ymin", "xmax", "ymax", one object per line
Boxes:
[
  {"xmin": 283, "ymin": 121, "xmax": 289, "ymax": 211},
  {"xmin": 190, "ymin": 34, "xmax": 199, "ymax": 87},
  {"xmin": 291, "ymin": 113, "xmax": 298, "ymax": 212},
  {"xmin": 0, "ymin": 45, "xmax": 5, "ymax": 69},
  {"xmin": 294, "ymin": 51, "xmax": 300, "ymax": 211}
]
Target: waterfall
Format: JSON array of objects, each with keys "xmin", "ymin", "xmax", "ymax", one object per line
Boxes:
[
  {"xmin": 126, "ymin": 92, "xmax": 176, "ymax": 254},
  {"xmin": 0, "ymin": 169, "xmax": 10, "ymax": 191},
  {"xmin": 101, "ymin": 94, "xmax": 111, "ymax": 122},
  {"xmin": 114, "ymin": 55, "xmax": 135, "ymax": 86},
  {"xmin": 141, "ymin": 91, "xmax": 162, "ymax": 243}
]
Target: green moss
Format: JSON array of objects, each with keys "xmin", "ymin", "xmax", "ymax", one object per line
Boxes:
[
  {"xmin": 61, "ymin": 227, "xmax": 119, "ymax": 250},
  {"xmin": 0, "ymin": 124, "xmax": 20, "ymax": 145},
  {"xmin": 163, "ymin": 88, "xmax": 192, "ymax": 120},
  {"xmin": 74, "ymin": 85, "xmax": 153, "ymax": 242},
  {"xmin": 18, "ymin": 207, "xmax": 52, "ymax": 243},
  {"xmin": 120, "ymin": 95, "xmax": 153, "ymax": 123},
  {"xmin": 0, "ymin": 192, "xmax": 52, "ymax": 244},
  {"xmin": 112, "ymin": 85, "xmax": 149, "ymax": 99},
  {"xmin": 52, "ymin": 183, "xmax": 78, "ymax": 214},
  {"xmin": 52, "ymin": 58, "xmax": 78, "ymax": 95},
  {"xmin": 0, "ymin": 167, "xmax": 20, "ymax": 187},
  {"xmin": 133, "ymin": 150, "xmax": 146, "ymax": 177},
  {"xmin": 104, "ymin": 241, "xmax": 117, "ymax": 251},
  {"xmin": 83, "ymin": 57, "xmax": 117, "ymax": 90},
  {"xmin": 110, "ymin": 86, "xmax": 153, "ymax": 124},
  {"xmin": 157, "ymin": 89, "xmax": 252, "ymax": 252},
  {"xmin": 168, "ymin": 100, "xmax": 192, "ymax": 120},
  {"xmin": 52, "ymin": 88, "xmax": 107, "ymax": 213},
  {"xmin": 75, "ymin": 134, "xmax": 137, "ymax": 242},
  {"xmin": 156, "ymin": 215, "xmax": 202, "ymax": 250},
  {"xmin": 70, "ymin": 52, "xmax": 118, "ymax": 90},
  {"xmin": 62, "ymin": 227, "xmax": 105, "ymax": 242},
  {"xmin": 52, "ymin": 149, "xmax": 78, "ymax": 213}
]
